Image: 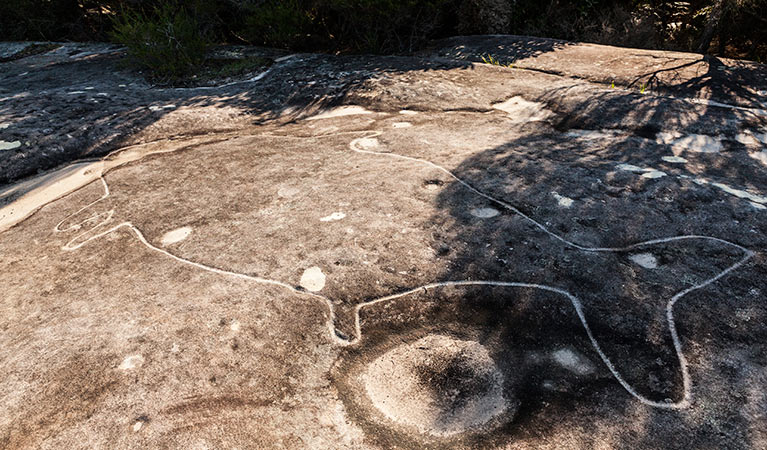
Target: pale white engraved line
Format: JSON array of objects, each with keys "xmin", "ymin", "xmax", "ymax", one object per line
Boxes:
[
  {"xmin": 348, "ymin": 131, "xmax": 755, "ymax": 409},
  {"xmin": 51, "ymin": 130, "xmax": 756, "ymax": 410}
]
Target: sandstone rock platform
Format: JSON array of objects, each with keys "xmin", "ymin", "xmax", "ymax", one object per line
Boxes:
[{"xmin": 1, "ymin": 37, "xmax": 766, "ymax": 449}]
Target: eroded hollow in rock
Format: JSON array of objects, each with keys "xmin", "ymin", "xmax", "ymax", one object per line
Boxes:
[{"xmin": 362, "ymin": 334, "xmax": 512, "ymax": 437}]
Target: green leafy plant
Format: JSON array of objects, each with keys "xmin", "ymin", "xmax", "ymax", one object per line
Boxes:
[
  {"xmin": 241, "ymin": 0, "xmax": 452, "ymax": 54},
  {"xmin": 481, "ymin": 54, "xmax": 514, "ymax": 68},
  {"xmin": 243, "ymin": 0, "xmax": 316, "ymax": 50},
  {"xmin": 3, "ymin": 0, "xmax": 766, "ymax": 62},
  {"xmin": 110, "ymin": 1, "xmax": 212, "ymax": 83}
]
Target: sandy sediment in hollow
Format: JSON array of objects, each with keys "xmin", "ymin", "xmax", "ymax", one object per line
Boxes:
[{"xmin": 362, "ymin": 334, "xmax": 511, "ymax": 437}]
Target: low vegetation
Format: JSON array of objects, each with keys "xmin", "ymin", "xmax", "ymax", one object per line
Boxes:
[
  {"xmin": 481, "ymin": 54, "xmax": 514, "ymax": 68},
  {"xmin": 110, "ymin": 2, "xmax": 211, "ymax": 82},
  {"xmin": 1, "ymin": 0, "xmax": 764, "ymax": 79},
  {"xmin": 242, "ymin": 0, "xmax": 455, "ymax": 53}
]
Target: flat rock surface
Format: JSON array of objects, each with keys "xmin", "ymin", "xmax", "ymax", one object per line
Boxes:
[
  {"xmin": 1, "ymin": 37, "xmax": 766, "ymax": 449},
  {"xmin": 427, "ymin": 35, "xmax": 767, "ymax": 110}
]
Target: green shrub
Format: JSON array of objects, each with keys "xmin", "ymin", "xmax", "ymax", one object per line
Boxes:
[
  {"xmin": 1, "ymin": 0, "xmax": 765, "ymax": 63},
  {"xmin": 110, "ymin": 1, "xmax": 212, "ymax": 82},
  {"xmin": 241, "ymin": 0, "xmax": 455, "ymax": 54},
  {"xmin": 244, "ymin": 0, "xmax": 316, "ymax": 50},
  {"xmin": 326, "ymin": 0, "xmax": 455, "ymax": 53},
  {"xmin": 0, "ymin": 0, "xmax": 91, "ymax": 40}
]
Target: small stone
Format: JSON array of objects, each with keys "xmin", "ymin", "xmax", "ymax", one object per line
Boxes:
[
  {"xmin": 630, "ymin": 252, "xmax": 658, "ymax": 269},
  {"xmin": 656, "ymin": 131, "xmax": 682, "ymax": 144},
  {"xmin": 565, "ymin": 129, "xmax": 617, "ymax": 139},
  {"xmin": 736, "ymin": 133, "xmax": 758, "ymax": 145},
  {"xmin": 305, "ymin": 105, "xmax": 372, "ymax": 120},
  {"xmin": 641, "ymin": 170, "xmax": 666, "ymax": 179},
  {"xmin": 470, "ymin": 207, "xmax": 500, "ymax": 218},
  {"xmin": 277, "ymin": 186, "xmax": 300, "ymax": 198},
  {"xmin": 492, "ymin": 96, "xmax": 553, "ymax": 123},
  {"xmin": 750, "ymin": 151, "xmax": 767, "ymax": 166},
  {"xmin": 617, "ymin": 164, "xmax": 666, "ymax": 178},
  {"xmin": 300, "ymin": 267, "xmax": 326, "ymax": 292},
  {"xmin": 149, "ymin": 104, "xmax": 176, "ymax": 112},
  {"xmin": 616, "ymin": 163, "xmax": 645, "ymax": 172},
  {"xmin": 671, "ymin": 134, "xmax": 722, "ymax": 153},
  {"xmin": 711, "ymin": 182, "xmax": 767, "ymax": 204},
  {"xmin": 552, "ymin": 192, "xmax": 574, "ymax": 208},
  {"xmin": 160, "ymin": 226, "xmax": 192, "ymax": 246},
  {"xmin": 355, "ymin": 137, "xmax": 379, "ymax": 150},
  {"xmin": 320, "ymin": 212, "xmax": 346, "ymax": 222},
  {"xmin": 552, "ymin": 348, "xmax": 594, "ymax": 375},
  {"xmin": 661, "ymin": 156, "xmax": 687, "ymax": 163},
  {"xmin": 119, "ymin": 355, "xmax": 144, "ymax": 370},
  {"xmin": 0, "ymin": 140, "xmax": 21, "ymax": 151}
]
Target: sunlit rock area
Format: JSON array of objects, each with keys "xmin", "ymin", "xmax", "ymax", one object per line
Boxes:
[{"xmin": 1, "ymin": 36, "xmax": 766, "ymax": 449}]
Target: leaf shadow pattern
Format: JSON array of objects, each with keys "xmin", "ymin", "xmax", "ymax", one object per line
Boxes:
[
  {"xmin": 9, "ymin": 37, "xmax": 767, "ymax": 447},
  {"xmin": 49, "ymin": 114, "xmax": 760, "ymax": 447},
  {"xmin": 0, "ymin": 42, "xmax": 506, "ymax": 185},
  {"xmin": 404, "ymin": 93, "xmax": 766, "ymax": 445}
]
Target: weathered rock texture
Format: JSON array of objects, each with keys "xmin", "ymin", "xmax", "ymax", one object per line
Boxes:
[{"xmin": 1, "ymin": 37, "xmax": 766, "ymax": 449}]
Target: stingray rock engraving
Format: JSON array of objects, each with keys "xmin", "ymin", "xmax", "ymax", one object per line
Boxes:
[{"xmin": 52, "ymin": 129, "xmax": 755, "ymax": 413}]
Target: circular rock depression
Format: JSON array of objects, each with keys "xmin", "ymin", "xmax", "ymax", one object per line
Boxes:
[{"xmin": 362, "ymin": 334, "xmax": 511, "ymax": 437}]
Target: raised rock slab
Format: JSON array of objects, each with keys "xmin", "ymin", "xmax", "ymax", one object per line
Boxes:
[{"xmin": 427, "ymin": 35, "xmax": 767, "ymax": 110}]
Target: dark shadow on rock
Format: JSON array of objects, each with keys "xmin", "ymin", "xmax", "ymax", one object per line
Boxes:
[
  {"xmin": 0, "ymin": 45, "xmax": 481, "ymax": 185},
  {"xmin": 0, "ymin": 36, "xmax": 575, "ymax": 187},
  {"xmin": 4, "ymin": 38, "xmax": 767, "ymax": 447},
  {"xmin": 336, "ymin": 82, "xmax": 766, "ymax": 447},
  {"xmin": 416, "ymin": 97, "xmax": 766, "ymax": 446},
  {"xmin": 624, "ymin": 54, "xmax": 767, "ymax": 109},
  {"xmin": 428, "ymin": 35, "xmax": 767, "ymax": 111},
  {"xmin": 424, "ymin": 34, "xmax": 570, "ymax": 64}
]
